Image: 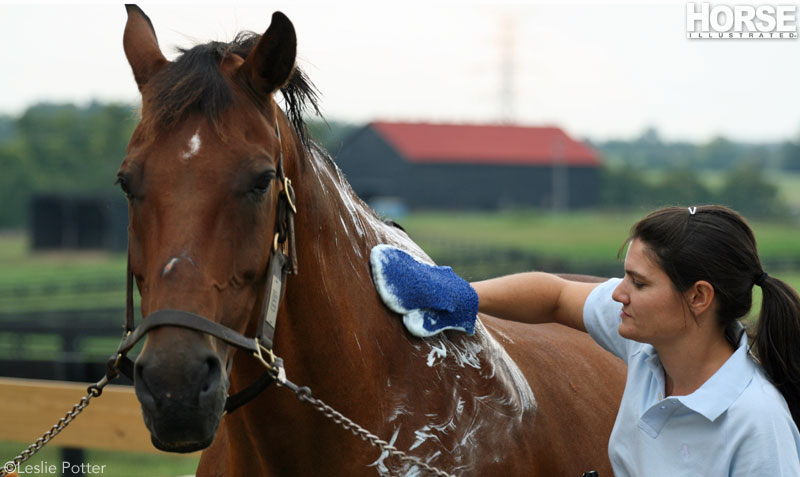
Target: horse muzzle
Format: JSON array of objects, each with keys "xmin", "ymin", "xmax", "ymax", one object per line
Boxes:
[{"xmin": 133, "ymin": 322, "xmax": 229, "ymax": 453}]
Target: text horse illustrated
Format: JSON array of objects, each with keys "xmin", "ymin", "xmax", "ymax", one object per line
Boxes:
[{"xmin": 119, "ymin": 5, "xmax": 625, "ymax": 475}]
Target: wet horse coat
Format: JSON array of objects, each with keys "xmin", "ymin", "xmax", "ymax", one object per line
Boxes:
[{"xmin": 120, "ymin": 5, "xmax": 625, "ymax": 475}]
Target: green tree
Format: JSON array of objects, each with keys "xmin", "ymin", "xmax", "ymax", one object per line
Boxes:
[
  {"xmin": 307, "ymin": 119, "xmax": 358, "ymax": 156},
  {"xmin": 651, "ymin": 168, "xmax": 714, "ymax": 206},
  {"xmin": 715, "ymin": 165, "xmax": 786, "ymax": 217},
  {"xmin": 697, "ymin": 136, "xmax": 742, "ymax": 169},
  {"xmin": 600, "ymin": 165, "xmax": 651, "ymax": 208},
  {"xmin": 0, "ymin": 102, "xmax": 137, "ymax": 228},
  {"xmin": 780, "ymin": 140, "xmax": 800, "ymax": 171},
  {"xmin": 0, "ymin": 138, "xmax": 34, "ymax": 226}
]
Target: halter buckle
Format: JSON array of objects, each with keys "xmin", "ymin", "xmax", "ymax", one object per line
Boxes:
[
  {"xmin": 253, "ymin": 341, "xmax": 287, "ymax": 385},
  {"xmin": 253, "ymin": 339, "xmax": 277, "ymax": 370},
  {"xmin": 282, "ymin": 177, "xmax": 297, "ymax": 214}
]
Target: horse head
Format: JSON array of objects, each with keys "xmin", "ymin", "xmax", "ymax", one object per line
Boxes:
[{"xmin": 120, "ymin": 5, "xmax": 302, "ymax": 452}]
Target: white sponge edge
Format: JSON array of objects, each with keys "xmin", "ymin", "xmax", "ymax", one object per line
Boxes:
[
  {"xmin": 370, "ymin": 244, "xmax": 410, "ymax": 314},
  {"xmin": 403, "ymin": 310, "xmax": 473, "ymax": 338}
]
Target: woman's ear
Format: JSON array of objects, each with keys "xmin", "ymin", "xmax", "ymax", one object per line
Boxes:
[{"xmin": 686, "ymin": 280, "xmax": 715, "ymax": 317}]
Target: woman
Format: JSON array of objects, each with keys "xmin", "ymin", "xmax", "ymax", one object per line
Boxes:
[
  {"xmin": 473, "ymin": 205, "xmax": 800, "ymax": 475},
  {"xmin": 373, "ymin": 205, "xmax": 800, "ymax": 475}
]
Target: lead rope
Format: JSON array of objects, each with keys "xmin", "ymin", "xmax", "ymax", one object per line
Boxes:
[
  {"xmin": 0, "ymin": 376, "xmax": 111, "ymax": 476},
  {"xmin": 254, "ymin": 349, "xmax": 454, "ymax": 477},
  {"xmin": 290, "ymin": 387, "xmax": 454, "ymax": 477}
]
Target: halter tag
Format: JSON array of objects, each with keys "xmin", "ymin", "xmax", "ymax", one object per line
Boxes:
[
  {"xmin": 259, "ymin": 251, "xmax": 288, "ymax": 350},
  {"xmin": 266, "ymin": 274, "xmax": 282, "ymax": 329}
]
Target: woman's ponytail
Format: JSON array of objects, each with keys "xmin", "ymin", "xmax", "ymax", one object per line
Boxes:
[{"xmin": 753, "ymin": 274, "xmax": 800, "ymax": 428}]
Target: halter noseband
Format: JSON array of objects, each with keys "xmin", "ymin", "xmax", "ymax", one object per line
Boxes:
[{"xmin": 108, "ymin": 114, "xmax": 297, "ymax": 414}]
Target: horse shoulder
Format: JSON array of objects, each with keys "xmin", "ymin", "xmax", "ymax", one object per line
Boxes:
[{"xmin": 480, "ymin": 315, "xmax": 625, "ymax": 475}]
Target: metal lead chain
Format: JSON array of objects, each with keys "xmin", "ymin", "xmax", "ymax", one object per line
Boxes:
[
  {"xmin": 288, "ymin": 384, "xmax": 454, "ymax": 477},
  {"xmin": 1, "ymin": 377, "xmax": 109, "ymax": 477}
]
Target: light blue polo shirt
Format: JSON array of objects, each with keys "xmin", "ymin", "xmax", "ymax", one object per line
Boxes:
[{"xmin": 584, "ymin": 278, "xmax": 800, "ymax": 476}]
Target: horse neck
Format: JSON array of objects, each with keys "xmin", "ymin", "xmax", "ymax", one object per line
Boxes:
[
  {"xmin": 277, "ymin": 145, "xmax": 425, "ymax": 362},
  {"xmin": 288, "ymin": 145, "xmax": 405, "ymax": 314},
  {"xmin": 218, "ymin": 141, "xmax": 537, "ymax": 474}
]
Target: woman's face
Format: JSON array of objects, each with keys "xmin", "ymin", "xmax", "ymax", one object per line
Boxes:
[{"xmin": 611, "ymin": 238, "xmax": 692, "ymax": 346}]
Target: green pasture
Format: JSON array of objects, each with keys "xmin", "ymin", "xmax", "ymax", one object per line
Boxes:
[
  {"xmin": 400, "ymin": 209, "xmax": 800, "ymax": 263},
  {"xmin": 402, "ymin": 210, "xmax": 636, "ymax": 262},
  {"xmin": 0, "ymin": 442, "xmax": 199, "ymax": 477},
  {"xmin": 2, "ymin": 210, "xmax": 799, "ymax": 305},
  {"xmin": 0, "ymin": 232, "xmax": 126, "ymax": 314}
]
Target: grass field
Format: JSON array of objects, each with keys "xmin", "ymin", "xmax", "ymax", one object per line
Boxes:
[
  {"xmin": 0, "ymin": 442, "xmax": 199, "ymax": 477},
  {"xmin": 0, "ymin": 231, "xmax": 126, "ymax": 314},
  {"xmin": 2, "ymin": 210, "xmax": 799, "ymax": 298},
  {"xmin": 400, "ymin": 209, "xmax": 800, "ymax": 262}
]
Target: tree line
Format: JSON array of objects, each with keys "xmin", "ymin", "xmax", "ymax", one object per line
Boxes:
[
  {"xmin": 0, "ymin": 103, "xmax": 795, "ymax": 228},
  {"xmin": 591, "ymin": 127, "xmax": 793, "ymax": 217}
]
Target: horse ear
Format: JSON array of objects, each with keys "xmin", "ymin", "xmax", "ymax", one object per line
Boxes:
[
  {"xmin": 123, "ymin": 4, "xmax": 167, "ymax": 90},
  {"xmin": 239, "ymin": 12, "xmax": 297, "ymax": 97}
]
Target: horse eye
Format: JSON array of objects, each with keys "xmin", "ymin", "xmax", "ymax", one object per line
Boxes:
[
  {"xmin": 115, "ymin": 174, "xmax": 134, "ymax": 199},
  {"xmin": 251, "ymin": 171, "xmax": 275, "ymax": 195}
]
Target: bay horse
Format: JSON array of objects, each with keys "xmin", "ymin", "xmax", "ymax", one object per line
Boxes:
[{"xmin": 119, "ymin": 5, "xmax": 625, "ymax": 476}]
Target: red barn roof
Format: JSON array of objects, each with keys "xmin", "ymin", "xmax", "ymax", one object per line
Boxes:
[{"xmin": 371, "ymin": 121, "xmax": 600, "ymax": 167}]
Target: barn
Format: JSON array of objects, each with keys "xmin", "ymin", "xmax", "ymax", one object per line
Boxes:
[
  {"xmin": 334, "ymin": 121, "xmax": 602, "ymax": 211},
  {"xmin": 30, "ymin": 195, "xmax": 128, "ymax": 251}
]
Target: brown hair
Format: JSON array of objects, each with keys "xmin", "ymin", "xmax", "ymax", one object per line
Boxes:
[{"xmin": 629, "ymin": 205, "xmax": 800, "ymax": 428}]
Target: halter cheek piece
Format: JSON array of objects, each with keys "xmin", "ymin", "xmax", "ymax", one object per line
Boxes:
[{"xmin": 108, "ymin": 117, "xmax": 297, "ymax": 414}]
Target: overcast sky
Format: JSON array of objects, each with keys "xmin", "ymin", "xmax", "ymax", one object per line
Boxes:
[{"xmin": 2, "ymin": 1, "xmax": 799, "ymax": 143}]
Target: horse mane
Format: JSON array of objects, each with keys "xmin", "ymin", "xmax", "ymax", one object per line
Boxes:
[{"xmin": 143, "ymin": 32, "xmax": 322, "ymax": 147}]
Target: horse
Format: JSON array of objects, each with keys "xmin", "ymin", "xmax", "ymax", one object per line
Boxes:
[{"xmin": 119, "ymin": 5, "xmax": 625, "ymax": 476}]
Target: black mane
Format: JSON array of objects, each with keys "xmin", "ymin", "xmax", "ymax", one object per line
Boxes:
[{"xmin": 145, "ymin": 32, "xmax": 321, "ymax": 147}]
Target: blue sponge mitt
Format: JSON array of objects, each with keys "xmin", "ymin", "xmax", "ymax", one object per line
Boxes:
[{"xmin": 370, "ymin": 244, "xmax": 478, "ymax": 337}]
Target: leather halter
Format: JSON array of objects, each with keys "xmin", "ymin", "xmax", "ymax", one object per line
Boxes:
[{"xmin": 108, "ymin": 116, "xmax": 298, "ymax": 414}]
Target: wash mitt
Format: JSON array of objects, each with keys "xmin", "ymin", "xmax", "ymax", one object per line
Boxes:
[{"xmin": 370, "ymin": 244, "xmax": 478, "ymax": 337}]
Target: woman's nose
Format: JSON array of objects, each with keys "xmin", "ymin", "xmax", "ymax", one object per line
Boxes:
[{"xmin": 611, "ymin": 280, "xmax": 628, "ymax": 304}]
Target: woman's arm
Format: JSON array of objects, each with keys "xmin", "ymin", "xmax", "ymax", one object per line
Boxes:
[{"xmin": 472, "ymin": 272, "xmax": 600, "ymax": 332}]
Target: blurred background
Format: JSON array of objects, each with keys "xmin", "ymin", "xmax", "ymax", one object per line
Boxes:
[{"xmin": 2, "ymin": 1, "xmax": 800, "ymax": 475}]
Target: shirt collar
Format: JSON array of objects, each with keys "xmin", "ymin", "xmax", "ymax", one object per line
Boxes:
[
  {"xmin": 639, "ymin": 324, "xmax": 754, "ymax": 422},
  {"xmin": 674, "ymin": 328, "xmax": 754, "ymax": 422}
]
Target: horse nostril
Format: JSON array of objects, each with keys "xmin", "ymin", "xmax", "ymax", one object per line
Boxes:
[
  {"xmin": 133, "ymin": 359, "xmax": 158, "ymax": 409},
  {"xmin": 200, "ymin": 356, "xmax": 221, "ymax": 397},
  {"xmin": 202, "ymin": 359, "xmax": 212, "ymax": 393}
]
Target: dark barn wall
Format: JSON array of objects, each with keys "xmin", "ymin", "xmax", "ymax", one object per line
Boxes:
[
  {"xmin": 30, "ymin": 196, "xmax": 127, "ymax": 251},
  {"xmin": 405, "ymin": 164, "xmax": 598, "ymax": 210},
  {"xmin": 334, "ymin": 128, "xmax": 409, "ymax": 200},
  {"xmin": 334, "ymin": 125, "xmax": 600, "ymax": 210},
  {"xmin": 568, "ymin": 166, "xmax": 599, "ymax": 208}
]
